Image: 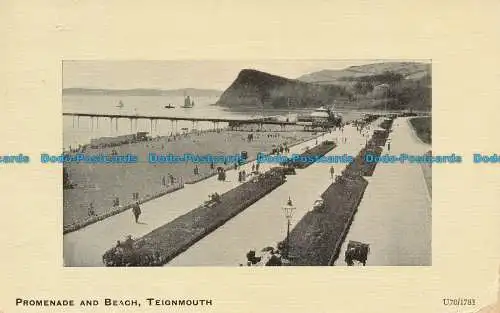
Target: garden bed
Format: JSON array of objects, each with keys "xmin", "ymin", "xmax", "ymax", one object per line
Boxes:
[
  {"xmin": 344, "ymin": 144, "xmax": 383, "ymax": 177},
  {"xmin": 285, "ymin": 140, "xmax": 337, "ymax": 169},
  {"xmin": 371, "ymin": 128, "xmax": 390, "ymax": 147},
  {"xmin": 275, "ymin": 128, "xmax": 391, "ymax": 265},
  {"xmin": 380, "ymin": 118, "xmax": 394, "ymax": 130},
  {"xmin": 102, "ymin": 168, "xmax": 287, "ymax": 266},
  {"xmin": 269, "ymin": 120, "xmax": 396, "ymax": 266},
  {"xmin": 285, "ymin": 173, "xmax": 368, "ymax": 266}
]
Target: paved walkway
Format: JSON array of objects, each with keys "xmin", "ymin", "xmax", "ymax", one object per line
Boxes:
[
  {"xmin": 64, "ymin": 128, "xmax": 352, "ymax": 266},
  {"xmin": 167, "ymin": 123, "xmax": 377, "ymax": 266},
  {"xmin": 335, "ymin": 118, "xmax": 432, "ymax": 266}
]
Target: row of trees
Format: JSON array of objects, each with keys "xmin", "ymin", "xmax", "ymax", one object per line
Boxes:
[
  {"xmin": 346, "ymin": 71, "xmax": 431, "ymax": 110},
  {"xmin": 219, "ymin": 68, "xmax": 430, "ymax": 110}
]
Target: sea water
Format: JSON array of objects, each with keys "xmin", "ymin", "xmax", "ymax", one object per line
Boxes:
[
  {"xmin": 62, "ymin": 95, "xmax": 238, "ymax": 149},
  {"xmin": 62, "ymin": 94, "xmax": 362, "ymax": 150}
]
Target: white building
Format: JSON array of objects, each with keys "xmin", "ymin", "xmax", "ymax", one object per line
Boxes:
[{"xmin": 310, "ymin": 106, "xmax": 330, "ymax": 122}]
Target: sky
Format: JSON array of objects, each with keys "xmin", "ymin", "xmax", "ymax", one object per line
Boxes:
[{"xmin": 63, "ymin": 59, "xmax": 429, "ymax": 91}]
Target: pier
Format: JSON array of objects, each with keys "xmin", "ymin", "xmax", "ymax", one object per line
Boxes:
[{"xmin": 63, "ymin": 112, "xmax": 297, "ymax": 129}]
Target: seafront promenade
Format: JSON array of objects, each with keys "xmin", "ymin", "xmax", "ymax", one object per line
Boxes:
[
  {"xmin": 166, "ymin": 123, "xmax": 375, "ymax": 266},
  {"xmin": 64, "ymin": 116, "xmax": 432, "ymax": 267},
  {"xmin": 64, "ymin": 129, "xmax": 339, "ymax": 266},
  {"xmin": 336, "ymin": 118, "xmax": 432, "ymax": 266}
]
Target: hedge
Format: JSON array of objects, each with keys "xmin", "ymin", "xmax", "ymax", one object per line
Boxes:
[
  {"xmin": 285, "ymin": 173, "xmax": 368, "ymax": 266},
  {"xmin": 284, "ymin": 140, "xmax": 337, "ymax": 169},
  {"xmin": 102, "ymin": 168, "xmax": 287, "ymax": 266}
]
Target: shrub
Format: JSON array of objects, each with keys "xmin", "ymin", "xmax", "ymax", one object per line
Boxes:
[{"xmin": 103, "ymin": 168, "xmax": 287, "ymax": 266}]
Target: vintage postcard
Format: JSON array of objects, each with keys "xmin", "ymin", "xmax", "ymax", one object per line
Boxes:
[
  {"xmin": 62, "ymin": 60, "xmax": 432, "ymax": 268},
  {"xmin": 1, "ymin": 1, "xmax": 499, "ymax": 313}
]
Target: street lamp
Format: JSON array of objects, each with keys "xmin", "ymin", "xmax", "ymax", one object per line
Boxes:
[{"xmin": 282, "ymin": 196, "xmax": 296, "ymax": 259}]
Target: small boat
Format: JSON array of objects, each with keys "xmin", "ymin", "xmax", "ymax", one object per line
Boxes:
[
  {"xmin": 181, "ymin": 95, "xmax": 195, "ymax": 108},
  {"xmin": 116, "ymin": 100, "xmax": 124, "ymax": 108},
  {"xmin": 164, "ymin": 104, "xmax": 175, "ymax": 109}
]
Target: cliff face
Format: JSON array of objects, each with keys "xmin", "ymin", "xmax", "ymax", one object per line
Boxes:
[{"xmin": 216, "ymin": 69, "xmax": 347, "ymax": 108}]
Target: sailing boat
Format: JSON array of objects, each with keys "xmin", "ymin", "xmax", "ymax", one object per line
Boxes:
[
  {"xmin": 181, "ymin": 95, "xmax": 194, "ymax": 108},
  {"xmin": 116, "ymin": 100, "xmax": 124, "ymax": 108}
]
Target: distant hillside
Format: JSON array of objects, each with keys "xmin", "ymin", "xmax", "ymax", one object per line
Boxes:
[
  {"xmin": 63, "ymin": 88, "xmax": 223, "ymax": 97},
  {"xmin": 297, "ymin": 62, "xmax": 431, "ymax": 84},
  {"xmin": 216, "ymin": 69, "xmax": 348, "ymax": 109},
  {"xmin": 297, "ymin": 62, "xmax": 431, "ymax": 111}
]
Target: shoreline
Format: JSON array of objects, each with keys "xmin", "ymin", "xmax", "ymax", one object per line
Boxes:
[
  {"xmin": 101, "ymin": 141, "xmax": 338, "ymax": 266},
  {"xmin": 63, "ymin": 129, "xmax": 326, "ymax": 234}
]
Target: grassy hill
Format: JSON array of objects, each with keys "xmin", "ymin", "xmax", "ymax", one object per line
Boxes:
[
  {"xmin": 298, "ymin": 62, "xmax": 431, "ymax": 83},
  {"xmin": 216, "ymin": 63, "xmax": 431, "ymax": 111},
  {"xmin": 297, "ymin": 62, "xmax": 432, "ymax": 111},
  {"xmin": 216, "ymin": 69, "xmax": 348, "ymax": 108}
]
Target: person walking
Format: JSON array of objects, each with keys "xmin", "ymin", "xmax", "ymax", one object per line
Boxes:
[
  {"xmin": 387, "ymin": 140, "xmax": 391, "ymax": 152},
  {"xmin": 132, "ymin": 201, "xmax": 141, "ymax": 223},
  {"xmin": 330, "ymin": 166, "xmax": 335, "ymax": 179},
  {"xmin": 88, "ymin": 201, "xmax": 96, "ymax": 217}
]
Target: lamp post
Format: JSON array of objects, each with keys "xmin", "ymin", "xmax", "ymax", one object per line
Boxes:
[{"xmin": 282, "ymin": 197, "xmax": 296, "ymax": 259}]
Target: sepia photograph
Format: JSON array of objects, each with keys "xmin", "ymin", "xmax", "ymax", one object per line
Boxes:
[
  {"xmin": 4, "ymin": 2, "xmax": 500, "ymax": 313},
  {"xmin": 62, "ymin": 60, "xmax": 432, "ymax": 267}
]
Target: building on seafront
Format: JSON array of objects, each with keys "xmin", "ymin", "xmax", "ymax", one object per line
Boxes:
[
  {"xmin": 296, "ymin": 105, "xmax": 342, "ymax": 128},
  {"xmin": 310, "ymin": 106, "xmax": 330, "ymax": 123}
]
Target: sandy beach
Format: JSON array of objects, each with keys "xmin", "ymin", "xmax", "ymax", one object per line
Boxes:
[{"xmin": 63, "ymin": 127, "xmax": 315, "ymax": 226}]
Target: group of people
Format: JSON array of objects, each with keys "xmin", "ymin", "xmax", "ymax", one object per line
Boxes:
[
  {"xmin": 238, "ymin": 170, "xmax": 247, "ymax": 182},
  {"xmin": 251, "ymin": 163, "xmax": 260, "ymax": 173},
  {"xmin": 132, "ymin": 192, "xmax": 140, "ymax": 201},
  {"xmin": 161, "ymin": 174, "xmax": 176, "ymax": 186},
  {"xmin": 104, "ymin": 235, "xmax": 165, "ymax": 266},
  {"xmin": 208, "ymin": 192, "xmax": 221, "ymax": 203},
  {"xmin": 336, "ymin": 137, "xmax": 348, "ymax": 144},
  {"xmin": 87, "ymin": 195, "xmax": 142, "ymax": 223},
  {"xmin": 243, "ymin": 247, "xmax": 289, "ymax": 266},
  {"xmin": 217, "ymin": 167, "xmax": 227, "ymax": 181},
  {"xmin": 271, "ymin": 143, "xmax": 289, "ymax": 155},
  {"xmin": 266, "ymin": 133, "xmax": 280, "ymax": 138}
]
